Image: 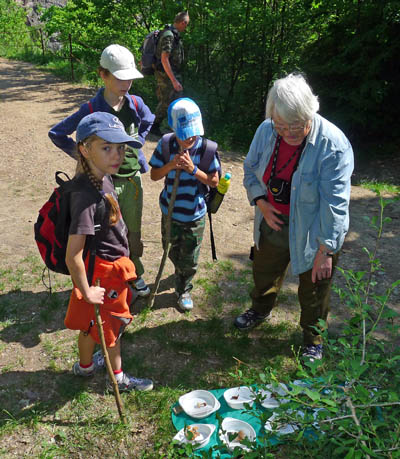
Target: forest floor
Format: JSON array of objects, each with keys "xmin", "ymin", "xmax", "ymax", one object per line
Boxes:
[{"xmin": 0, "ymin": 57, "xmax": 399, "ymax": 456}]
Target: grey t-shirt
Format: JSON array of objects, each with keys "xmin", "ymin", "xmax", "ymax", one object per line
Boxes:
[{"xmin": 69, "ymin": 175, "xmax": 129, "ymax": 261}]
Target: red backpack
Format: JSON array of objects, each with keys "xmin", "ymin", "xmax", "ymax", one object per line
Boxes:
[{"xmin": 34, "ymin": 171, "xmax": 105, "ymax": 284}]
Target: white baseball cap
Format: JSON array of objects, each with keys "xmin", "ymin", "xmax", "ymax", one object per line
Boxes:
[
  {"xmin": 167, "ymin": 98, "xmax": 204, "ymax": 140},
  {"xmin": 100, "ymin": 44, "xmax": 143, "ymax": 80}
]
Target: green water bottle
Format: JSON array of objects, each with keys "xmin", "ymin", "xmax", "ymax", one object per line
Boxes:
[{"xmin": 209, "ymin": 172, "xmax": 231, "ymax": 214}]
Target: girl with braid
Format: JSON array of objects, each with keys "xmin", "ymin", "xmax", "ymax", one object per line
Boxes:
[{"xmin": 65, "ymin": 112, "xmax": 153, "ymax": 392}]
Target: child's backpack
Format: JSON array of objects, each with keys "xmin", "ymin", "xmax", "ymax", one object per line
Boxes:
[
  {"xmin": 161, "ymin": 133, "xmax": 222, "ymax": 260},
  {"xmin": 34, "ymin": 171, "xmax": 106, "ymax": 287}
]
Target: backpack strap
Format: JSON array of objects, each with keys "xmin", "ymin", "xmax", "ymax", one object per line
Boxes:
[
  {"xmin": 197, "ymin": 138, "xmax": 219, "ymax": 262},
  {"xmin": 87, "ymin": 101, "xmax": 94, "ymax": 113},
  {"xmin": 131, "ymin": 95, "xmax": 138, "ymax": 111},
  {"xmin": 198, "ymin": 138, "xmax": 218, "ymax": 173},
  {"xmin": 86, "ymin": 198, "xmax": 106, "ymax": 286},
  {"xmin": 161, "ymin": 133, "xmax": 176, "ymax": 163}
]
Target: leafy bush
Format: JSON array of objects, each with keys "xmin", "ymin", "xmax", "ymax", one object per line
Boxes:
[
  {"xmin": 0, "ymin": 0, "xmax": 32, "ymax": 56},
  {"xmin": 169, "ymin": 194, "xmax": 400, "ymax": 458}
]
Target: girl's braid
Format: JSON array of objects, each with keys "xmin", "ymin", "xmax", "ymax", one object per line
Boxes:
[{"xmin": 76, "ymin": 140, "xmax": 120, "ymax": 225}]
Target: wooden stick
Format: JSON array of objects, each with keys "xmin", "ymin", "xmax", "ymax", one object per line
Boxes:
[
  {"xmin": 94, "ymin": 279, "xmax": 126, "ymax": 423},
  {"xmin": 147, "ymin": 168, "xmax": 182, "ymax": 308}
]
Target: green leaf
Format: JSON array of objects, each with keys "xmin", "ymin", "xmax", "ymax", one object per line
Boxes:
[{"xmin": 304, "ymin": 388, "xmax": 321, "ymax": 402}]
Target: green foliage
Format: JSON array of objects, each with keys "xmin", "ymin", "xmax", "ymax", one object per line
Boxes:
[
  {"xmin": 3, "ymin": 0, "xmax": 399, "ymax": 154},
  {"xmin": 222, "ymin": 194, "xmax": 400, "ymax": 458},
  {"xmin": 0, "ymin": 0, "xmax": 32, "ymax": 55}
]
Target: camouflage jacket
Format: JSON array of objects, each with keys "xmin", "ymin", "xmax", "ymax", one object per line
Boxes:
[{"xmin": 155, "ymin": 25, "xmax": 184, "ymax": 74}]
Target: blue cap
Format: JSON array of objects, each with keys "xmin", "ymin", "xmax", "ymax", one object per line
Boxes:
[
  {"xmin": 167, "ymin": 98, "xmax": 204, "ymax": 140},
  {"xmin": 76, "ymin": 112, "xmax": 142, "ymax": 148}
]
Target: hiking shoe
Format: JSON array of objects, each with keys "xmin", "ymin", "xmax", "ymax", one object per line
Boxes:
[
  {"xmin": 107, "ymin": 373, "xmax": 154, "ymax": 392},
  {"xmin": 177, "ymin": 292, "xmax": 193, "ymax": 311},
  {"xmin": 72, "ymin": 350, "xmax": 105, "ymax": 377},
  {"xmin": 133, "ymin": 277, "xmax": 151, "ymax": 297},
  {"xmin": 302, "ymin": 344, "xmax": 323, "ymax": 361},
  {"xmin": 234, "ymin": 308, "xmax": 269, "ymax": 330}
]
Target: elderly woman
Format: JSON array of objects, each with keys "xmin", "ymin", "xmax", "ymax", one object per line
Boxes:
[{"xmin": 234, "ymin": 73, "xmax": 354, "ymax": 361}]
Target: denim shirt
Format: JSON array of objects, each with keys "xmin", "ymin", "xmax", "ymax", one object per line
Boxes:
[
  {"xmin": 243, "ymin": 114, "xmax": 354, "ymax": 275},
  {"xmin": 48, "ymin": 88, "xmax": 155, "ymax": 174}
]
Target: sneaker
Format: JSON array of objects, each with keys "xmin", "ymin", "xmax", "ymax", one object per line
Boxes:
[
  {"xmin": 302, "ymin": 344, "xmax": 323, "ymax": 361},
  {"xmin": 177, "ymin": 292, "xmax": 193, "ymax": 311},
  {"xmin": 234, "ymin": 308, "xmax": 269, "ymax": 330},
  {"xmin": 72, "ymin": 350, "xmax": 105, "ymax": 377},
  {"xmin": 133, "ymin": 277, "xmax": 150, "ymax": 297},
  {"xmin": 107, "ymin": 373, "xmax": 154, "ymax": 392}
]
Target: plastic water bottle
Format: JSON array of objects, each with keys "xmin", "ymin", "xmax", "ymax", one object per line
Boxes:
[{"xmin": 209, "ymin": 172, "xmax": 231, "ymax": 214}]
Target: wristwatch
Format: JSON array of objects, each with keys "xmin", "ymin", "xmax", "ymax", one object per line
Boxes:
[
  {"xmin": 318, "ymin": 248, "xmax": 334, "ymax": 257},
  {"xmin": 254, "ymin": 195, "xmax": 267, "ymax": 204}
]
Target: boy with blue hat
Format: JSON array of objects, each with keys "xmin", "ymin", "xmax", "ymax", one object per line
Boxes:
[{"xmin": 149, "ymin": 98, "xmax": 221, "ymax": 311}]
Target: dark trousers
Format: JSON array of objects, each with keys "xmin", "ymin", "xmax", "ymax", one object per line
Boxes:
[{"xmin": 251, "ymin": 219, "xmax": 339, "ymax": 345}]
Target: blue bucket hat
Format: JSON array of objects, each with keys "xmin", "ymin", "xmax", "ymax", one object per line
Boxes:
[
  {"xmin": 167, "ymin": 98, "xmax": 204, "ymax": 140},
  {"xmin": 76, "ymin": 112, "xmax": 142, "ymax": 148}
]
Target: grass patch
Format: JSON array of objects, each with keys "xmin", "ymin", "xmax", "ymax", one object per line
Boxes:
[{"xmin": 0, "ymin": 256, "xmax": 306, "ymax": 456}]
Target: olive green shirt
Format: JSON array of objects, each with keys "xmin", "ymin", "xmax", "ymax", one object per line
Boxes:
[{"xmin": 111, "ymin": 101, "xmax": 140, "ymax": 178}]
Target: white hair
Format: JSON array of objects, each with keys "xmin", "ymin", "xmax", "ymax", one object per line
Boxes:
[{"xmin": 265, "ymin": 73, "xmax": 319, "ymax": 123}]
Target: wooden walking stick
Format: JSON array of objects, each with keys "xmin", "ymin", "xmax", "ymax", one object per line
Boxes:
[
  {"xmin": 147, "ymin": 168, "xmax": 182, "ymax": 308},
  {"xmin": 94, "ymin": 279, "xmax": 126, "ymax": 423}
]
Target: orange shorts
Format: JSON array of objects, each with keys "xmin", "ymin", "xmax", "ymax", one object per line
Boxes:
[{"xmin": 64, "ymin": 256, "xmax": 136, "ymax": 347}]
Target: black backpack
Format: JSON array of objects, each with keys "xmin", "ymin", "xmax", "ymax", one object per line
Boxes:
[
  {"xmin": 161, "ymin": 133, "xmax": 222, "ymax": 260},
  {"xmin": 139, "ymin": 30, "xmax": 161, "ymax": 75},
  {"xmin": 139, "ymin": 26, "xmax": 179, "ymax": 76},
  {"xmin": 34, "ymin": 171, "xmax": 106, "ymax": 286}
]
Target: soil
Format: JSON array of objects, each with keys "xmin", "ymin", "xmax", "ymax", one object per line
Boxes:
[{"xmin": 0, "ymin": 57, "xmax": 399, "ymax": 452}]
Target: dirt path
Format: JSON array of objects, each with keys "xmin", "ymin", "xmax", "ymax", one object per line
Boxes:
[{"xmin": 0, "ymin": 56, "xmax": 399, "ymax": 329}]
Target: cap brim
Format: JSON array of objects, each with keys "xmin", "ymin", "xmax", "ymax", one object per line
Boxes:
[
  {"xmin": 112, "ymin": 68, "xmax": 143, "ymax": 80},
  {"xmin": 98, "ymin": 129, "xmax": 143, "ymax": 148},
  {"xmin": 175, "ymin": 125, "xmax": 204, "ymax": 140}
]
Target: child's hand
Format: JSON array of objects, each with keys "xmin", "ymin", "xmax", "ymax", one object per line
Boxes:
[
  {"xmin": 84, "ymin": 286, "xmax": 106, "ymax": 305},
  {"xmin": 176, "ymin": 150, "xmax": 194, "ymax": 173}
]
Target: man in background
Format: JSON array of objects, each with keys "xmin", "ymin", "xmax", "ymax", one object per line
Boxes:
[{"xmin": 151, "ymin": 11, "xmax": 190, "ymax": 135}]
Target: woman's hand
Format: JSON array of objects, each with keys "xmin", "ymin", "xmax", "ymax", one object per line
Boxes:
[
  {"xmin": 312, "ymin": 251, "xmax": 333, "ymax": 283},
  {"xmin": 257, "ymin": 199, "xmax": 285, "ymax": 231}
]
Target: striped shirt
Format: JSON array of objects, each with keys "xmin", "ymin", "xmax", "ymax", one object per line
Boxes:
[{"xmin": 149, "ymin": 136, "xmax": 220, "ymax": 222}]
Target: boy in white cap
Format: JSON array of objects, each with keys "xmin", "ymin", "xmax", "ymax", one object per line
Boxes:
[
  {"xmin": 149, "ymin": 98, "xmax": 221, "ymax": 311},
  {"xmin": 49, "ymin": 44, "xmax": 155, "ymax": 299}
]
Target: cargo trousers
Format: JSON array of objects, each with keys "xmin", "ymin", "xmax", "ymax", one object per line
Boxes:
[
  {"xmin": 251, "ymin": 217, "xmax": 339, "ymax": 345},
  {"xmin": 161, "ymin": 214, "xmax": 205, "ymax": 295},
  {"xmin": 113, "ymin": 174, "xmax": 144, "ymax": 278}
]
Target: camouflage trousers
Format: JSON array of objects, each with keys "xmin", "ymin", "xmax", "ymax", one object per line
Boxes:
[
  {"xmin": 154, "ymin": 70, "xmax": 183, "ymax": 126},
  {"xmin": 161, "ymin": 214, "xmax": 205, "ymax": 295},
  {"xmin": 113, "ymin": 174, "xmax": 145, "ymax": 278}
]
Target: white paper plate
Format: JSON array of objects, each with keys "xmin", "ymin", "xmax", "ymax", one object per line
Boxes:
[
  {"xmin": 219, "ymin": 417, "xmax": 256, "ymax": 453},
  {"xmin": 265, "ymin": 382, "xmax": 288, "ymax": 397},
  {"xmin": 258, "ymin": 388, "xmax": 289, "ymax": 409},
  {"xmin": 179, "ymin": 390, "xmax": 221, "ymax": 419},
  {"xmin": 264, "ymin": 410, "xmax": 304, "ymax": 435},
  {"xmin": 223, "ymin": 386, "xmax": 255, "ymax": 410},
  {"xmin": 173, "ymin": 424, "xmax": 216, "ymax": 450}
]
